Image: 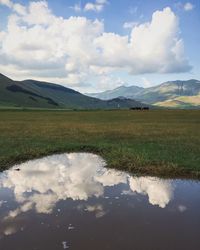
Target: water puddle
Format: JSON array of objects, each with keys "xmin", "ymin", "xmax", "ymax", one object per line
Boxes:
[{"xmin": 0, "ymin": 153, "xmax": 200, "ymax": 249}]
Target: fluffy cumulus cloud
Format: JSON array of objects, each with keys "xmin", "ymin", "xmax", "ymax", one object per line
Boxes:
[{"xmin": 0, "ymin": 1, "xmax": 191, "ymax": 89}]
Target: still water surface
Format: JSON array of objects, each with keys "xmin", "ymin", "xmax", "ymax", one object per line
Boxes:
[{"xmin": 0, "ymin": 153, "xmax": 200, "ymax": 250}]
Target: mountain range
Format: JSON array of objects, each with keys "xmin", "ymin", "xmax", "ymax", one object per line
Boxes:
[
  {"xmin": 1, "ymin": 73, "xmax": 199, "ymax": 109},
  {"xmin": 87, "ymin": 80, "xmax": 200, "ymax": 109},
  {"xmin": 88, "ymin": 85, "xmax": 143, "ymax": 100},
  {"xmin": 0, "ymin": 73, "xmax": 146, "ymax": 109}
]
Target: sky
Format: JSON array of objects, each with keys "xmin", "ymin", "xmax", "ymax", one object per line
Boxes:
[{"xmin": 0, "ymin": 0, "xmax": 199, "ymax": 93}]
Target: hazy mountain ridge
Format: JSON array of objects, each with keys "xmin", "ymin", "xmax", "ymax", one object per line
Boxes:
[
  {"xmin": 88, "ymin": 85, "xmax": 144, "ymax": 100},
  {"xmin": 87, "ymin": 80, "xmax": 200, "ymax": 108},
  {"xmin": 0, "ymin": 74, "xmax": 147, "ymax": 109}
]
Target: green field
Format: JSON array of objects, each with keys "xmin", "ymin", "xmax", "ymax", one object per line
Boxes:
[{"xmin": 0, "ymin": 109, "xmax": 200, "ymax": 178}]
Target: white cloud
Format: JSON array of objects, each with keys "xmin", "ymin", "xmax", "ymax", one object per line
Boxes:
[
  {"xmin": 184, "ymin": 2, "xmax": 194, "ymax": 11},
  {"xmin": 123, "ymin": 22, "xmax": 139, "ymax": 29},
  {"xmin": 0, "ymin": 0, "xmax": 13, "ymax": 7},
  {"xmin": 12, "ymin": 3, "xmax": 26, "ymax": 15},
  {"xmin": 84, "ymin": 3, "xmax": 103, "ymax": 12},
  {"xmin": 0, "ymin": 0, "xmax": 26, "ymax": 15},
  {"xmin": 71, "ymin": 0, "xmax": 108, "ymax": 13},
  {"xmin": 128, "ymin": 7, "xmax": 191, "ymax": 74},
  {"xmin": 84, "ymin": 0, "xmax": 108, "ymax": 12},
  {"xmin": 96, "ymin": 75, "xmax": 126, "ymax": 91},
  {"xmin": 0, "ymin": 2, "xmax": 191, "ymax": 90}
]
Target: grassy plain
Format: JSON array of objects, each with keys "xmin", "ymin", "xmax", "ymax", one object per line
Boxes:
[{"xmin": 0, "ymin": 109, "xmax": 200, "ymax": 178}]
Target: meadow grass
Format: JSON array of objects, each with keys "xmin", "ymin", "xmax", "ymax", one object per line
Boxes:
[{"xmin": 0, "ymin": 109, "xmax": 200, "ymax": 178}]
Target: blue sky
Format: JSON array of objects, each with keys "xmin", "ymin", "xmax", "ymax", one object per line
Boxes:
[{"xmin": 0, "ymin": 0, "xmax": 199, "ymax": 92}]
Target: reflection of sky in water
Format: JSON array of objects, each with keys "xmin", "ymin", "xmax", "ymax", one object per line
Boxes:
[
  {"xmin": 0, "ymin": 153, "xmax": 174, "ymax": 219},
  {"xmin": 1, "ymin": 153, "xmax": 200, "ymax": 250}
]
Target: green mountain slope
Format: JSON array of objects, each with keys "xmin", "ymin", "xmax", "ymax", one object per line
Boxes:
[
  {"xmin": 134, "ymin": 80, "xmax": 200, "ymax": 105},
  {"xmin": 0, "ymin": 74, "xmax": 147, "ymax": 109},
  {"xmin": 155, "ymin": 95, "xmax": 200, "ymax": 109}
]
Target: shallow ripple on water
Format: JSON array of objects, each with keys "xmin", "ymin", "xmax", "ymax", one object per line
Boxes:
[{"xmin": 0, "ymin": 153, "xmax": 200, "ymax": 250}]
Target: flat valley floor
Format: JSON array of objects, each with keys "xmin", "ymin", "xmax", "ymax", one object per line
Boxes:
[{"xmin": 0, "ymin": 109, "xmax": 200, "ymax": 178}]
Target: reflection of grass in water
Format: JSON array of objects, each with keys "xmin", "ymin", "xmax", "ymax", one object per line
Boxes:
[{"xmin": 0, "ymin": 109, "xmax": 200, "ymax": 178}]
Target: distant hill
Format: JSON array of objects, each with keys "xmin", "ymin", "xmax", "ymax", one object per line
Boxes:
[
  {"xmin": 133, "ymin": 80, "xmax": 200, "ymax": 106},
  {"xmin": 86, "ymin": 80, "xmax": 200, "ymax": 109},
  {"xmin": 88, "ymin": 85, "xmax": 143, "ymax": 100},
  {"xmin": 0, "ymin": 73, "xmax": 147, "ymax": 109},
  {"xmin": 155, "ymin": 95, "xmax": 200, "ymax": 109}
]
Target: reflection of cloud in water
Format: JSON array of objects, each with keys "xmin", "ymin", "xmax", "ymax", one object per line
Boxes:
[
  {"xmin": 95, "ymin": 169, "xmax": 127, "ymax": 187},
  {"xmin": 3, "ymin": 226, "xmax": 18, "ymax": 236},
  {"xmin": 178, "ymin": 205, "xmax": 187, "ymax": 212},
  {"xmin": 129, "ymin": 177, "xmax": 174, "ymax": 208},
  {"xmin": 86, "ymin": 204, "xmax": 106, "ymax": 218},
  {"xmin": 0, "ymin": 153, "xmax": 174, "ymax": 222},
  {"xmin": 0, "ymin": 201, "xmax": 6, "ymax": 207},
  {"xmin": 78, "ymin": 204, "xmax": 107, "ymax": 218},
  {"xmin": 1, "ymin": 153, "xmax": 106, "ymax": 216}
]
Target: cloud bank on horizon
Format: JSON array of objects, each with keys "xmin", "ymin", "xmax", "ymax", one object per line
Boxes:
[{"xmin": 0, "ymin": 0, "xmax": 198, "ymax": 91}]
